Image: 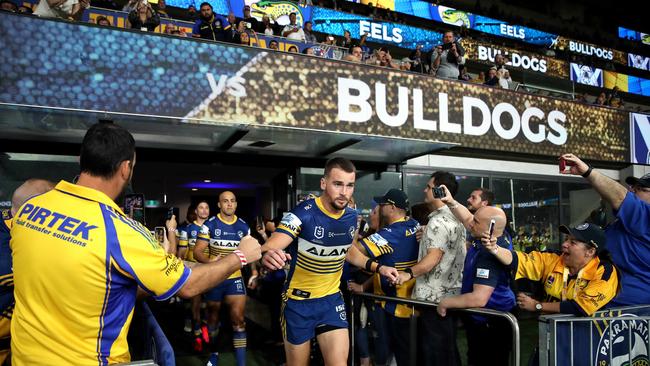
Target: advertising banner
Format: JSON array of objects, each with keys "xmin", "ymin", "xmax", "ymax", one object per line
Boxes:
[
  {"xmin": 0, "ymin": 13, "xmax": 631, "ymax": 163},
  {"xmin": 619, "ymin": 26, "xmax": 650, "ymax": 46},
  {"xmin": 462, "ymin": 38, "xmax": 568, "ymax": 78},
  {"xmin": 570, "ymin": 63, "xmax": 604, "ymax": 87},
  {"xmin": 551, "ymin": 36, "xmax": 626, "ymax": 64},
  {"xmin": 631, "ymin": 113, "xmax": 650, "ymax": 165},
  {"xmin": 629, "ymin": 53, "xmax": 650, "ymax": 72},
  {"xmin": 472, "ymin": 15, "xmax": 557, "ymax": 46},
  {"xmin": 550, "ymin": 306, "xmax": 650, "ymax": 366}
]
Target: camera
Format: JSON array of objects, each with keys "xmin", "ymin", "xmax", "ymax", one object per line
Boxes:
[
  {"xmin": 441, "ymin": 42, "xmax": 453, "ymax": 51},
  {"xmin": 432, "ymin": 186, "xmax": 445, "ymax": 199}
]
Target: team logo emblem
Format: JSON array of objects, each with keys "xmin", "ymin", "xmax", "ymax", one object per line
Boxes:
[
  {"xmin": 546, "ymin": 275, "xmax": 555, "ymax": 286},
  {"xmin": 595, "ymin": 314, "xmax": 648, "ymax": 366},
  {"xmin": 237, "ymin": 230, "xmax": 244, "ymax": 238},
  {"xmin": 215, "ymin": 229, "xmax": 221, "ymax": 237},
  {"xmin": 349, "ymin": 225, "xmax": 356, "ymax": 239},
  {"xmin": 576, "ymin": 223, "xmax": 589, "ymax": 230},
  {"xmin": 314, "ymin": 226, "xmax": 324, "ymax": 239},
  {"xmin": 191, "ymin": 230, "xmax": 197, "ymax": 237}
]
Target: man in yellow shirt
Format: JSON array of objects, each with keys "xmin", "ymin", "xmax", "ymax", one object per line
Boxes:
[
  {"xmin": 9, "ymin": 122, "xmax": 261, "ymax": 366},
  {"xmin": 482, "ymin": 222, "xmax": 618, "ymax": 316}
]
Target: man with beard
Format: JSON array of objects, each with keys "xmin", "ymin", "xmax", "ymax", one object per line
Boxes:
[
  {"xmin": 9, "ymin": 122, "xmax": 261, "ymax": 365},
  {"xmin": 195, "ymin": 191, "xmax": 250, "ymax": 366},
  {"xmin": 191, "ymin": 2, "xmax": 229, "ymax": 41},
  {"xmin": 261, "ymin": 157, "xmax": 398, "ymax": 366}
]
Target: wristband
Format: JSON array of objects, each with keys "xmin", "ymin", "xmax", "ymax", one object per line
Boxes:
[
  {"xmin": 447, "ymin": 201, "xmax": 459, "ymax": 210},
  {"xmin": 375, "ymin": 263, "xmax": 383, "ymax": 273},
  {"xmin": 233, "ymin": 250, "xmax": 247, "ymax": 267},
  {"xmin": 365, "ymin": 258, "xmax": 374, "ymax": 272},
  {"xmin": 581, "ymin": 165, "xmax": 593, "ymax": 178},
  {"xmin": 404, "ymin": 267, "xmax": 414, "ymax": 280}
]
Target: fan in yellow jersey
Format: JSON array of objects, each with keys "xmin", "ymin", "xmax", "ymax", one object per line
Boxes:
[
  {"xmin": 261, "ymin": 157, "xmax": 399, "ymax": 366},
  {"xmin": 194, "ymin": 191, "xmax": 251, "ymax": 366},
  {"xmin": 0, "ymin": 179, "xmax": 55, "ymax": 365},
  {"xmin": 177, "ymin": 202, "xmax": 211, "ymax": 351},
  {"xmin": 482, "ymin": 222, "xmax": 619, "ymax": 316},
  {"xmin": 9, "ymin": 122, "xmax": 261, "ymax": 366}
]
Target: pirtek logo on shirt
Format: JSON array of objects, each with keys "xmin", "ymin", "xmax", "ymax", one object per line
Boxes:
[{"xmin": 17, "ymin": 204, "xmax": 98, "ymax": 240}]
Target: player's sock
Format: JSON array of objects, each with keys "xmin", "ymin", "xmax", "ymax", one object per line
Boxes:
[
  {"xmin": 207, "ymin": 323, "xmax": 218, "ymax": 344},
  {"xmin": 206, "ymin": 352, "xmax": 219, "ymax": 366},
  {"xmin": 233, "ymin": 329, "xmax": 246, "ymax": 366}
]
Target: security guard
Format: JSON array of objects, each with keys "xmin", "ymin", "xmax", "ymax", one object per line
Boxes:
[
  {"xmin": 9, "ymin": 122, "xmax": 260, "ymax": 365},
  {"xmin": 483, "ymin": 222, "xmax": 619, "ymax": 316}
]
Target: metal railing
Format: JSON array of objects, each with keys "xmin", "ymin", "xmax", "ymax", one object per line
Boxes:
[
  {"xmin": 539, "ymin": 305, "xmax": 650, "ymax": 366},
  {"xmin": 350, "ymin": 292, "xmax": 520, "ymax": 366}
]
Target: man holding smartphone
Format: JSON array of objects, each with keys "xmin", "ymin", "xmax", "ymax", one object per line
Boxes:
[
  {"xmin": 436, "ymin": 188, "xmax": 515, "ymax": 366},
  {"xmin": 282, "ymin": 12, "xmax": 305, "ymax": 42}
]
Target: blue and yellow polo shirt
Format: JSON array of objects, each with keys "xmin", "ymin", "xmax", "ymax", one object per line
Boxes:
[
  {"xmin": 512, "ymin": 250, "xmax": 618, "ymax": 316},
  {"xmin": 10, "ymin": 181, "xmax": 191, "ymax": 366}
]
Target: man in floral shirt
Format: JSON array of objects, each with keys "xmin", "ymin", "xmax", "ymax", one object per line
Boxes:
[{"xmin": 395, "ymin": 171, "xmax": 465, "ymax": 366}]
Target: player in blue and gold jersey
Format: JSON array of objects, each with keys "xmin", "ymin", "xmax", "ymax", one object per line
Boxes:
[
  {"xmin": 195, "ymin": 191, "xmax": 250, "ymax": 366},
  {"xmin": 177, "ymin": 202, "xmax": 211, "ymax": 349},
  {"xmin": 358, "ymin": 189, "xmax": 420, "ymax": 366},
  {"xmin": 262, "ymin": 157, "xmax": 398, "ymax": 366},
  {"xmin": 0, "ymin": 179, "xmax": 55, "ymax": 365},
  {"xmin": 9, "ymin": 122, "xmax": 261, "ymax": 366}
]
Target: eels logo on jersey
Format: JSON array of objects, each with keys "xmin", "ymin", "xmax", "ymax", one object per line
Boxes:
[{"xmin": 595, "ymin": 314, "xmax": 648, "ymax": 366}]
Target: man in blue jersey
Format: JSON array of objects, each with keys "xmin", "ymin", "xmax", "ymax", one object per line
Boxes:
[
  {"xmin": 0, "ymin": 179, "xmax": 55, "ymax": 364},
  {"xmin": 357, "ymin": 189, "xmax": 420, "ymax": 366},
  {"xmin": 195, "ymin": 191, "xmax": 250, "ymax": 366},
  {"xmin": 178, "ymin": 202, "xmax": 211, "ymax": 350},
  {"xmin": 560, "ymin": 153, "xmax": 650, "ymax": 307},
  {"xmin": 436, "ymin": 187, "xmax": 515, "ymax": 366},
  {"xmin": 261, "ymin": 157, "xmax": 398, "ymax": 366}
]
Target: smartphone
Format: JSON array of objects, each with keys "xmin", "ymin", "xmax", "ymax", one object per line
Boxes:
[
  {"xmin": 154, "ymin": 226, "xmax": 165, "ymax": 244},
  {"xmin": 488, "ymin": 219, "xmax": 496, "ymax": 239},
  {"xmin": 328, "ymin": 36, "xmax": 334, "ymax": 41},
  {"xmin": 559, "ymin": 157, "xmax": 574, "ymax": 173},
  {"xmin": 246, "ymin": 22, "xmax": 252, "ymax": 29},
  {"xmin": 124, "ymin": 193, "xmax": 145, "ymax": 225},
  {"xmin": 432, "ymin": 186, "xmax": 445, "ymax": 199},
  {"xmin": 166, "ymin": 207, "xmax": 179, "ymax": 221}
]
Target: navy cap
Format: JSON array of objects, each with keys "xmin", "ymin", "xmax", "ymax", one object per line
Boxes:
[
  {"xmin": 374, "ymin": 189, "xmax": 409, "ymax": 210},
  {"xmin": 626, "ymin": 173, "xmax": 650, "ymax": 188},
  {"xmin": 560, "ymin": 223, "xmax": 606, "ymax": 251}
]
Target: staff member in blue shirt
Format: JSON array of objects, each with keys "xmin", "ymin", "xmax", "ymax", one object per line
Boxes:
[{"xmin": 560, "ymin": 153, "xmax": 650, "ymax": 307}]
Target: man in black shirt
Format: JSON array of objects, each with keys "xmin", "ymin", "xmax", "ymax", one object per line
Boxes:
[{"xmin": 191, "ymin": 2, "xmax": 228, "ymax": 42}]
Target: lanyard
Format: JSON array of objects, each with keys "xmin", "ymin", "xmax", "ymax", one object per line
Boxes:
[{"xmin": 561, "ymin": 266, "xmax": 584, "ymax": 301}]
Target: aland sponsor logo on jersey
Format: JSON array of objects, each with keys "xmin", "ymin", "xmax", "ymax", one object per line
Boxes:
[
  {"xmin": 298, "ymin": 238, "xmax": 350, "ymax": 259},
  {"xmin": 211, "ymin": 239, "xmax": 240, "ymax": 248},
  {"xmin": 279, "ymin": 212, "xmax": 302, "ymax": 235}
]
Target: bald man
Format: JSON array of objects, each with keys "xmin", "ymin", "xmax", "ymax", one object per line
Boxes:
[
  {"xmin": 436, "ymin": 186, "xmax": 516, "ymax": 366},
  {"xmin": 194, "ymin": 191, "xmax": 250, "ymax": 366},
  {"xmin": 1, "ymin": 179, "xmax": 54, "ymax": 363}
]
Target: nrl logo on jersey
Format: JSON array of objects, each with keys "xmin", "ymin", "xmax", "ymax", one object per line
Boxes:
[
  {"xmin": 314, "ymin": 226, "xmax": 325, "ymax": 239},
  {"xmin": 595, "ymin": 314, "xmax": 649, "ymax": 366},
  {"xmin": 214, "ymin": 229, "xmax": 222, "ymax": 237},
  {"xmin": 237, "ymin": 230, "xmax": 244, "ymax": 238}
]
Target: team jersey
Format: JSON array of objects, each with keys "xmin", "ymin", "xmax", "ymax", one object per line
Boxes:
[
  {"xmin": 511, "ymin": 250, "xmax": 619, "ymax": 316},
  {"xmin": 0, "ymin": 209, "xmax": 13, "ymax": 340},
  {"xmin": 361, "ymin": 217, "xmax": 420, "ymax": 318},
  {"xmin": 9, "ymin": 181, "xmax": 190, "ymax": 366},
  {"xmin": 203, "ymin": 214, "xmax": 250, "ymax": 279},
  {"xmin": 178, "ymin": 221, "xmax": 210, "ymax": 262},
  {"xmin": 276, "ymin": 197, "xmax": 358, "ymax": 301}
]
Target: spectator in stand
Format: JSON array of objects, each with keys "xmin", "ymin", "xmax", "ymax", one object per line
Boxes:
[
  {"xmin": 17, "ymin": 4, "xmax": 33, "ymax": 13},
  {"xmin": 34, "ymin": 0, "xmax": 88, "ymax": 19},
  {"xmin": 484, "ymin": 67, "xmax": 499, "ymax": 86},
  {"xmin": 606, "ymin": 86, "xmax": 620, "ymax": 105},
  {"xmin": 302, "ymin": 47, "xmax": 315, "ymax": 55},
  {"xmin": 409, "ymin": 45, "xmax": 427, "ymax": 73},
  {"xmin": 323, "ymin": 34, "xmax": 337, "ymax": 46},
  {"xmin": 122, "ymin": 0, "xmax": 138, "ymax": 12},
  {"xmin": 359, "ymin": 33, "xmax": 371, "ymax": 60},
  {"xmin": 268, "ymin": 40, "xmax": 279, "ymax": 50},
  {"xmin": 287, "ymin": 45, "xmax": 298, "ymax": 53},
  {"xmin": 260, "ymin": 15, "xmax": 275, "ymax": 35},
  {"xmin": 576, "ymin": 92, "xmax": 590, "ymax": 103},
  {"xmin": 242, "ymin": 5, "xmax": 258, "ymax": 32},
  {"xmin": 0, "ymin": 0, "xmax": 17, "ymax": 11},
  {"xmin": 282, "ymin": 12, "xmax": 305, "ymax": 41},
  {"xmin": 494, "ymin": 53, "xmax": 507, "ymax": 71},
  {"xmin": 96, "ymin": 15, "xmax": 111, "ymax": 26},
  {"xmin": 470, "ymin": 71, "xmax": 485, "ymax": 84},
  {"xmin": 458, "ymin": 65, "xmax": 471, "ymax": 81},
  {"xmin": 343, "ymin": 45, "xmax": 363, "ymax": 62},
  {"xmin": 431, "ymin": 30, "xmax": 465, "ymax": 79},
  {"xmin": 192, "ymin": 2, "xmax": 228, "ymax": 41},
  {"xmin": 303, "ymin": 21, "xmax": 318, "ymax": 43},
  {"xmin": 186, "ymin": 4, "xmax": 197, "ymax": 20},
  {"xmin": 368, "ymin": 47, "xmax": 399, "ymax": 69},
  {"xmin": 239, "ymin": 31, "xmax": 251, "ymax": 46},
  {"xmin": 560, "ymin": 154, "xmax": 650, "ymax": 307},
  {"xmin": 155, "ymin": 0, "xmax": 168, "ymax": 18},
  {"xmin": 594, "ymin": 92, "xmax": 607, "ymax": 106},
  {"xmin": 127, "ymin": 1, "xmax": 160, "ymax": 32},
  {"xmin": 165, "ymin": 23, "xmax": 185, "ymax": 36},
  {"xmin": 497, "ymin": 68, "xmax": 511, "ymax": 89},
  {"xmin": 340, "ymin": 30, "xmax": 353, "ymax": 49},
  {"xmin": 224, "ymin": 18, "xmax": 243, "ymax": 44}
]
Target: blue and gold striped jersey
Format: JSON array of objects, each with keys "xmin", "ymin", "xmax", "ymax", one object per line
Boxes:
[
  {"xmin": 9, "ymin": 181, "xmax": 190, "ymax": 366},
  {"xmin": 178, "ymin": 221, "xmax": 210, "ymax": 262},
  {"xmin": 0, "ymin": 209, "xmax": 13, "ymax": 339},
  {"xmin": 204, "ymin": 214, "xmax": 250, "ymax": 279},
  {"xmin": 361, "ymin": 217, "xmax": 420, "ymax": 318},
  {"xmin": 277, "ymin": 197, "xmax": 358, "ymax": 300}
]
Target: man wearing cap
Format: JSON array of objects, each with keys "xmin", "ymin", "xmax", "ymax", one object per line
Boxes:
[
  {"xmin": 482, "ymin": 222, "xmax": 619, "ymax": 316},
  {"xmin": 559, "ymin": 153, "xmax": 649, "ymax": 307},
  {"xmin": 242, "ymin": 5, "xmax": 258, "ymax": 33},
  {"xmin": 356, "ymin": 189, "xmax": 420, "ymax": 366}
]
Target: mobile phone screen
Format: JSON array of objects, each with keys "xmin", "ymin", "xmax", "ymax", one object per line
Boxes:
[
  {"xmin": 124, "ymin": 193, "xmax": 146, "ymax": 225},
  {"xmin": 488, "ymin": 219, "xmax": 496, "ymax": 239}
]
